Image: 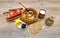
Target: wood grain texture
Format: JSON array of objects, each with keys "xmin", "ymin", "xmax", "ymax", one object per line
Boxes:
[
  {"xmin": 0, "ymin": 0, "xmax": 8, "ymax": 1},
  {"xmin": 0, "ymin": 0, "xmax": 60, "ymax": 38}
]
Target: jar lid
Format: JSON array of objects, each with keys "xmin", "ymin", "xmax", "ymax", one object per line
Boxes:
[{"xmin": 39, "ymin": 9, "xmax": 46, "ymax": 14}]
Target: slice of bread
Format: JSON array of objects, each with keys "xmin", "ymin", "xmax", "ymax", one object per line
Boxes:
[{"xmin": 28, "ymin": 20, "xmax": 44, "ymax": 36}]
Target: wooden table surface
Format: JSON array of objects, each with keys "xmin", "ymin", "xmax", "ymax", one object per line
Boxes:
[{"xmin": 0, "ymin": 0, "xmax": 60, "ymax": 38}]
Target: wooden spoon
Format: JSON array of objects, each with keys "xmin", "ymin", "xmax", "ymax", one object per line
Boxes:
[{"xmin": 18, "ymin": 2, "xmax": 29, "ymax": 11}]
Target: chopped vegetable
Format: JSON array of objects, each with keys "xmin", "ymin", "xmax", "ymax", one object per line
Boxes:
[{"xmin": 14, "ymin": 18, "xmax": 22, "ymax": 26}]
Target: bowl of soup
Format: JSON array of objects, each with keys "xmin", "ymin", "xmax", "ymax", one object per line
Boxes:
[{"xmin": 21, "ymin": 8, "xmax": 38, "ymax": 25}]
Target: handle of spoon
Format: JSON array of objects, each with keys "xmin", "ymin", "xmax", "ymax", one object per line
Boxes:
[
  {"xmin": 18, "ymin": 2, "xmax": 26, "ymax": 9},
  {"xmin": 18, "ymin": 2, "xmax": 29, "ymax": 11}
]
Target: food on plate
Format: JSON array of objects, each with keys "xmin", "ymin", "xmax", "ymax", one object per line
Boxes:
[
  {"xmin": 6, "ymin": 8, "xmax": 23, "ymax": 22},
  {"xmin": 22, "ymin": 8, "xmax": 38, "ymax": 25},
  {"xmin": 39, "ymin": 9, "xmax": 46, "ymax": 19},
  {"xmin": 6, "ymin": 14, "xmax": 21, "ymax": 22},
  {"xmin": 8, "ymin": 11, "xmax": 16, "ymax": 18},
  {"xmin": 28, "ymin": 20, "xmax": 44, "ymax": 36},
  {"xmin": 45, "ymin": 16, "xmax": 54, "ymax": 26},
  {"xmin": 8, "ymin": 8, "xmax": 22, "ymax": 18}
]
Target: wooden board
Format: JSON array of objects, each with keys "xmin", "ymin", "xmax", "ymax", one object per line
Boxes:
[{"xmin": 28, "ymin": 20, "xmax": 44, "ymax": 36}]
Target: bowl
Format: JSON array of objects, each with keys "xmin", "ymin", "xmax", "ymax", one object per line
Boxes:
[{"xmin": 21, "ymin": 8, "xmax": 38, "ymax": 25}]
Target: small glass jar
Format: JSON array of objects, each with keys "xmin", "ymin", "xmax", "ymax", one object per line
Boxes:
[{"xmin": 38, "ymin": 9, "xmax": 46, "ymax": 19}]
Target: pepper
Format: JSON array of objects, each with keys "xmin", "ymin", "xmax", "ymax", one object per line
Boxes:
[{"xmin": 13, "ymin": 18, "xmax": 22, "ymax": 26}]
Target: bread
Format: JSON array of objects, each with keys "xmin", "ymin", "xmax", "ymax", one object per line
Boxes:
[{"xmin": 28, "ymin": 20, "xmax": 44, "ymax": 36}]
